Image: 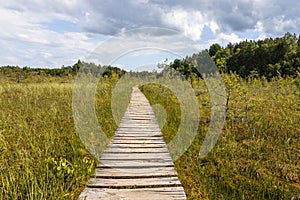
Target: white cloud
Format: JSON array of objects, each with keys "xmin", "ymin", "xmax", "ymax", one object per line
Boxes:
[
  {"xmin": 216, "ymin": 33, "xmax": 244, "ymax": 45},
  {"xmin": 208, "ymin": 21, "xmax": 220, "ymax": 35},
  {"xmin": 162, "ymin": 8, "xmax": 206, "ymax": 40}
]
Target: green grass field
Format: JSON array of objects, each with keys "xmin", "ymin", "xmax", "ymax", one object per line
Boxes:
[
  {"xmin": 0, "ymin": 78, "xmax": 119, "ymax": 199},
  {"xmin": 141, "ymin": 74, "xmax": 300, "ymax": 199},
  {"xmin": 0, "ymin": 74, "xmax": 299, "ymax": 199}
]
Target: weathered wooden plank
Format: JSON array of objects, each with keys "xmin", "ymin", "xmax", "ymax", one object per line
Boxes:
[
  {"xmin": 108, "ymin": 143, "xmax": 166, "ymax": 148},
  {"xmin": 98, "ymin": 159, "xmax": 174, "ymax": 168},
  {"xmin": 87, "ymin": 177, "xmax": 181, "ymax": 188},
  {"xmin": 122, "ymin": 116, "xmax": 155, "ymax": 120},
  {"xmin": 125, "ymin": 112, "xmax": 153, "ymax": 115},
  {"xmin": 119, "ymin": 123, "xmax": 158, "ymax": 126},
  {"xmin": 119, "ymin": 124, "xmax": 158, "ymax": 127},
  {"xmin": 112, "ymin": 136, "xmax": 164, "ymax": 140},
  {"xmin": 111, "ymin": 140, "xmax": 165, "ymax": 144},
  {"xmin": 117, "ymin": 128, "xmax": 161, "ymax": 131},
  {"xmin": 115, "ymin": 131, "xmax": 162, "ymax": 135},
  {"xmin": 121, "ymin": 119, "xmax": 155, "ymax": 121},
  {"xmin": 110, "ymin": 139, "xmax": 165, "ymax": 145},
  {"xmin": 120, "ymin": 118, "xmax": 156, "ymax": 120},
  {"xmin": 118, "ymin": 122, "xmax": 158, "ymax": 125},
  {"xmin": 79, "ymin": 187, "xmax": 186, "ymax": 200},
  {"xmin": 115, "ymin": 130, "xmax": 162, "ymax": 134},
  {"xmin": 104, "ymin": 148, "xmax": 169, "ymax": 154},
  {"xmin": 117, "ymin": 123, "xmax": 158, "ymax": 126},
  {"xmin": 120, "ymin": 120, "xmax": 157, "ymax": 122},
  {"xmin": 116, "ymin": 131, "xmax": 161, "ymax": 136},
  {"xmin": 100, "ymin": 153, "xmax": 171, "ymax": 160},
  {"xmin": 113, "ymin": 137, "xmax": 163, "ymax": 140},
  {"xmin": 121, "ymin": 119, "xmax": 156, "ymax": 121},
  {"xmin": 115, "ymin": 130, "xmax": 162, "ymax": 133},
  {"xmin": 115, "ymin": 136, "xmax": 162, "ymax": 140},
  {"xmin": 95, "ymin": 166, "xmax": 178, "ymax": 178}
]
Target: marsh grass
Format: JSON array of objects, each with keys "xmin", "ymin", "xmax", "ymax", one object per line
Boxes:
[
  {"xmin": 141, "ymin": 74, "xmax": 300, "ymax": 200},
  {"xmin": 0, "ymin": 78, "xmax": 119, "ymax": 199},
  {"xmin": 0, "ymin": 74, "xmax": 299, "ymax": 199}
]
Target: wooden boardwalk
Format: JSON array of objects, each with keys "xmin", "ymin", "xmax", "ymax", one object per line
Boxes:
[{"xmin": 79, "ymin": 87, "xmax": 186, "ymax": 200}]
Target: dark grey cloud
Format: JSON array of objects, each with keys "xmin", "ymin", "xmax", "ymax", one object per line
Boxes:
[
  {"xmin": 76, "ymin": 0, "xmax": 297, "ymax": 40},
  {"xmin": 80, "ymin": 0, "xmax": 167, "ymax": 35},
  {"xmin": 203, "ymin": 0, "xmax": 257, "ymax": 32}
]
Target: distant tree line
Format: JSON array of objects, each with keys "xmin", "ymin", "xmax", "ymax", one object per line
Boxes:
[
  {"xmin": 168, "ymin": 32, "xmax": 300, "ymax": 80},
  {"xmin": 0, "ymin": 60, "xmax": 126, "ymax": 83}
]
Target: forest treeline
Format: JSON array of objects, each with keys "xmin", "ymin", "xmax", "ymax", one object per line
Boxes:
[
  {"xmin": 0, "ymin": 60, "xmax": 126, "ymax": 83},
  {"xmin": 170, "ymin": 32, "xmax": 300, "ymax": 80},
  {"xmin": 1, "ymin": 32, "xmax": 300, "ymax": 83}
]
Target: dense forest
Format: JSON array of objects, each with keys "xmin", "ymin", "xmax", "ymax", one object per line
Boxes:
[{"xmin": 170, "ymin": 32, "xmax": 300, "ymax": 80}]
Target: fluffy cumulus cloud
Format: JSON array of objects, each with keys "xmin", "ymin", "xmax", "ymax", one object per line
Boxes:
[{"xmin": 0, "ymin": 0, "xmax": 300, "ymax": 67}]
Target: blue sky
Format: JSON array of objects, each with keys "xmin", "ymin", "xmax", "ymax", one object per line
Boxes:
[{"xmin": 1, "ymin": 0, "xmax": 300, "ymax": 69}]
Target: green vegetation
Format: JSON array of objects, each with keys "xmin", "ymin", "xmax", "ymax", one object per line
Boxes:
[
  {"xmin": 0, "ymin": 60, "xmax": 125, "ymax": 84},
  {"xmin": 0, "ymin": 77, "xmax": 119, "ymax": 199},
  {"xmin": 141, "ymin": 73, "xmax": 300, "ymax": 199},
  {"xmin": 0, "ymin": 33, "xmax": 299, "ymax": 199},
  {"xmin": 0, "ymin": 83, "xmax": 90, "ymax": 199}
]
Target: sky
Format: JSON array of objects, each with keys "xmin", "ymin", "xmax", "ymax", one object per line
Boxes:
[{"xmin": 1, "ymin": 0, "xmax": 300, "ymax": 69}]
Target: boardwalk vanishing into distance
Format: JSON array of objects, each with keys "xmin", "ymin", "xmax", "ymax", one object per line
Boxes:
[{"xmin": 79, "ymin": 86, "xmax": 186, "ymax": 200}]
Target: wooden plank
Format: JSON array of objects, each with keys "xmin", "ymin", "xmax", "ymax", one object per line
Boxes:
[
  {"xmin": 121, "ymin": 121, "xmax": 156, "ymax": 123},
  {"xmin": 87, "ymin": 177, "xmax": 181, "ymax": 188},
  {"xmin": 78, "ymin": 187, "xmax": 186, "ymax": 200},
  {"xmin": 119, "ymin": 119, "xmax": 156, "ymax": 121},
  {"xmin": 114, "ymin": 133, "xmax": 163, "ymax": 137},
  {"xmin": 118, "ymin": 123, "xmax": 158, "ymax": 126},
  {"xmin": 115, "ymin": 131, "xmax": 162, "ymax": 134},
  {"xmin": 121, "ymin": 118, "xmax": 155, "ymax": 121},
  {"xmin": 108, "ymin": 143, "xmax": 166, "ymax": 148},
  {"xmin": 115, "ymin": 131, "xmax": 162, "ymax": 137},
  {"xmin": 119, "ymin": 123, "xmax": 158, "ymax": 126},
  {"xmin": 116, "ymin": 128, "xmax": 160, "ymax": 131},
  {"xmin": 122, "ymin": 116, "xmax": 155, "ymax": 119},
  {"xmin": 111, "ymin": 140, "xmax": 165, "ymax": 144},
  {"xmin": 117, "ymin": 123, "xmax": 158, "ymax": 125},
  {"xmin": 112, "ymin": 136, "xmax": 164, "ymax": 140},
  {"xmin": 120, "ymin": 118, "xmax": 155, "ymax": 120},
  {"xmin": 117, "ymin": 127, "xmax": 161, "ymax": 131},
  {"xmin": 115, "ymin": 130, "xmax": 162, "ymax": 133},
  {"xmin": 104, "ymin": 147, "xmax": 169, "ymax": 153},
  {"xmin": 100, "ymin": 153, "xmax": 171, "ymax": 160},
  {"xmin": 95, "ymin": 166, "xmax": 178, "ymax": 178},
  {"xmin": 120, "ymin": 122, "xmax": 157, "ymax": 123},
  {"xmin": 98, "ymin": 159, "xmax": 174, "ymax": 168},
  {"xmin": 113, "ymin": 137, "xmax": 163, "ymax": 140},
  {"xmin": 125, "ymin": 112, "xmax": 153, "ymax": 114},
  {"xmin": 115, "ymin": 130, "xmax": 162, "ymax": 134}
]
